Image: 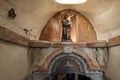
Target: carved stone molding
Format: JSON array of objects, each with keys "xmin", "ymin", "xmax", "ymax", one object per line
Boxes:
[
  {"xmin": 108, "ymin": 36, "xmax": 120, "ymax": 47},
  {"xmin": 30, "ymin": 40, "xmax": 108, "ymax": 48},
  {"xmin": 0, "ymin": 26, "xmax": 29, "ymax": 46}
]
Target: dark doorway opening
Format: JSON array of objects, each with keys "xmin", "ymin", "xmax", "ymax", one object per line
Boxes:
[
  {"xmin": 78, "ymin": 74, "xmax": 91, "ymax": 80},
  {"xmin": 52, "ymin": 73, "xmax": 91, "ymax": 80},
  {"xmin": 49, "ymin": 55, "xmax": 92, "ymax": 80}
]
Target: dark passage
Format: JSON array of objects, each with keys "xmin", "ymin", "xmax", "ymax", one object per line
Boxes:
[
  {"xmin": 78, "ymin": 74, "xmax": 91, "ymax": 80},
  {"xmin": 53, "ymin": 73, "xmax": 91, "ymax": 80}
]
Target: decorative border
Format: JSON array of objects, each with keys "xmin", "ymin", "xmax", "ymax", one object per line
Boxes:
[{"xmin": 35, "ymin": 49, "xmax": 103, "ymax": 71}]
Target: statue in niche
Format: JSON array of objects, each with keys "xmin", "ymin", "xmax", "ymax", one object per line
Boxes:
[{"xmin": 61, "ymin": 12, "xmax": 74, "ymax": 42}]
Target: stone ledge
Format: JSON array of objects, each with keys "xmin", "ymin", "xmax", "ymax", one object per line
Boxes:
[
  {"xmin": 29, "ymin": 40, "xmax": 108, "ymax": 48},
  {"xmin": 87, "ymin": 40, "xmax": 108, "ymax": 48},
  {"xmin": 108, "ymin": 36, "xmax": 120, "ymax": 47},
  {"xmin": 0, "ymin": 26, "xmax": 108, "ymax": 47},
  {"xmin": 0, "ymin": 26, "xmax": 29, "ymax": 46}
]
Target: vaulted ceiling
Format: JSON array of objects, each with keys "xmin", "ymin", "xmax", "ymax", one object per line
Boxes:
[{"xmin": 0, "ymin": 0, "xmax": 120, "ymax": 40}]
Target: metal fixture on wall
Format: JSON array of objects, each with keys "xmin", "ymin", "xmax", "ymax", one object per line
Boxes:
[
  {"xmin": 23, "ymin": 28, "xmax": 32, "ymax": 35},
  {"xmin": 8, "ymin": 8, "xmax": 16, "ymax": 19}
]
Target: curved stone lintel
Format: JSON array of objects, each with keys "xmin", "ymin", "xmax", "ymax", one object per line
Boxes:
[{"xmin": 36, "ymin": 49, "xmax": 104, "ymax": 71}]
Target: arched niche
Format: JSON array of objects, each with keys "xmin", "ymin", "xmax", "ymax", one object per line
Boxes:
[{"xmin": 39, "ymin": 9, "xmax": 97, "ymax": 42}]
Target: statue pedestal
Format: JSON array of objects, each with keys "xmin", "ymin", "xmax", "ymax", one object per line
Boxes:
[{"xmin": 62, "ymin": 39, "xmax": 72, "ymax": 42}]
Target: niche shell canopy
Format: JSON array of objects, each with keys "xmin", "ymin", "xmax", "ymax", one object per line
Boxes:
[{"xmin": 55, "ymin": 0, "xmax": 87, "ymax": 4}]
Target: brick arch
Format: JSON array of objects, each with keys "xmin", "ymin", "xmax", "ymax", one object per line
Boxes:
[{"xmin": 36, "ymin": 49, "xmax": 101, "ymax": 71}]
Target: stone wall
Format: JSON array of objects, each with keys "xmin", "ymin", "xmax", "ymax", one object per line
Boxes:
[
  {"xmin": 105, "ymin": 46, "xmax": 120, "ymax": 80},
  {"xmin": 30, "ymin": 44, "xmax": 107, "ymax": 72},
  {"xmin": 0, "ymin": 25, "xmax": 108, "ymax": 80},
  {"xmin": 0, "ymin": 40, "xmax": 31, "ymax": 80},
  {"xmin": 105, "ymin": 36, "xmax": 120, "ymax": 80},
  {"xmin": 30, "ymin": 44, "xmax": 107, "ymax": 80}
]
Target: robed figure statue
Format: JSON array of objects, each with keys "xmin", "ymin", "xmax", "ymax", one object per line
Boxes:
[{"xmin": 61, "ymin": 14, "xmax": 74, "ymax": 42}]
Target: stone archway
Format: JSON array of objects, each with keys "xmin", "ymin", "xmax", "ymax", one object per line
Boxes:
[
  {"xmin": 48, "ymin": 53, "xmax": 91, "ymax": 80},
  {"xmin": 32, "ymin": 48, "xmax": 105, "ymax": 80},
  {"xmin": 49, "ymin": 53, "xmax": 88, "ymax": 73},
  {"xmin": 36, "ymin": 49, "xmax": 100, "ymax": 71}
]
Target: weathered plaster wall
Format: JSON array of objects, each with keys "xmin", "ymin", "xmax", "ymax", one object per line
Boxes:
[
  {"xmin": 0, "ymin": 40, "xmax": 31, "ymax": 80},
  {"xmin": 0, "ymin": 0, "xmax": 40, "ymax": 40},
  {"xmin": 89, "ymin": 0, "xmax": 120, "ymax": 40},
  {"xmin": 105, "ymin": 46, "xmax": 120, "ymax": 80}
]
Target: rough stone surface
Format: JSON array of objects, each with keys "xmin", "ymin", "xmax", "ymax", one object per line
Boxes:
[{"xmin": 31, "ymin": 46, "xmax": 107, "ymax": 72}]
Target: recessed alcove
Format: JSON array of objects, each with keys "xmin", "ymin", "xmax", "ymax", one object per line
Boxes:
[
  {"xmin": 0, "ymin": 11, "xmax": 108, "ymax": 80},
  {"xmin": 1, "ymin": 0, "xmax": 120, "ymax": 80},
  {"xmin": 39, "ymin": 9, "xmax": 97, "ymax": 42}
]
